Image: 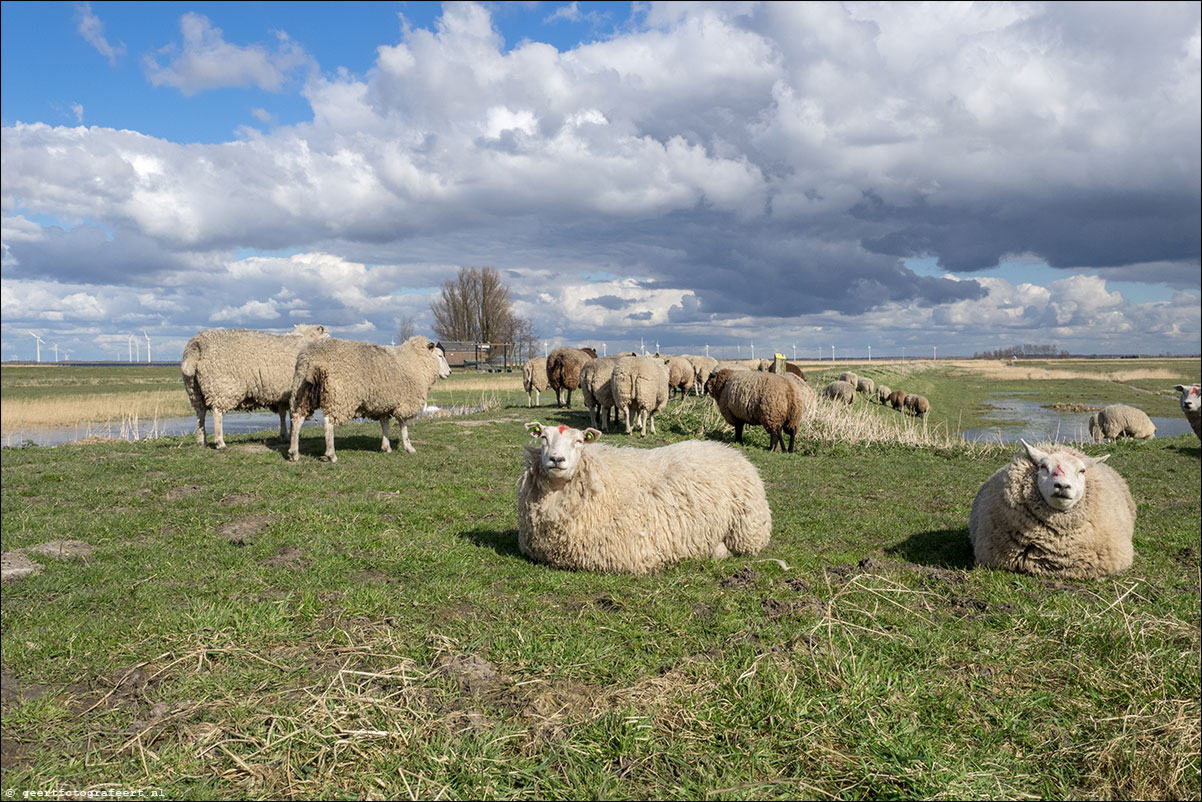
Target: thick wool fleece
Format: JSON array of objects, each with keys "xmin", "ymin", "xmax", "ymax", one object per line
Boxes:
[
  {"xmin": 969, "ymin": 448, "xmax": 1136, "ymax": 579},
  {"xmin": 822, "ymin": 380, "xmax": 855, "ymax": 405},
  {"xmin": 517, "ymin": 440, "xmax": 772, "ymax": 574},
  {"xmin": 523, "ymin": 358, "xmax": 549, "ymax": 406},
  {"xmin": 717, "ymin": 371, "xmax": 804, "ymax": 452},
  {"xmin": 1088, "ymin": 404, "xmax": 1156, "ymax": 442},
  {"xmin": 546, "ymin": 347, "xmax": 595, "ymax": 406}
]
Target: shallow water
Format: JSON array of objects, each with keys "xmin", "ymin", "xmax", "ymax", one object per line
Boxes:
[
  {"xmin": 1, "ymin": 405, "xmax": 474, "ymax": 448},
  {"xmin": 960, "ymin": 396, "xmax": 1192, "ymax": 443}
]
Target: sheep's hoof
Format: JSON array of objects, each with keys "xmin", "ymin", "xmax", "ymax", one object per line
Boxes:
[
  {"xmin": 323, "ymin": 454, "xmax": 337, "ymax": 463},
  {"xmin": 403, "ymin": 445, "xmax": 416, "ymax": 454},
  {"xmin": 215, "ymin": 442, "xmax": 226, "ymax": 450},
  {"xmin": 287, "ymin": 452, "xmax": 299, "ymax": 462}
]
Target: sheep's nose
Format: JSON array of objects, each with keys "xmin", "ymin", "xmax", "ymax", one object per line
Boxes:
[
  {"xmin": 1054, "ymin": 481, "xmax": 1072, "ymax": 493},
  {"xmin": 548, "ymin": 455, "xmax": 566, "ymax": 466}
]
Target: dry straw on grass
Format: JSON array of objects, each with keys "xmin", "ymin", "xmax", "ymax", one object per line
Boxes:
[{"xmin": 0, "ymin": 391, "xmax": 194, "ymax": 432}]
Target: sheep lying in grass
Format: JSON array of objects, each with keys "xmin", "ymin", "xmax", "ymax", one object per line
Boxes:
[
  {"xmin": 1173, "ymin": 384, "xmax": 1201, "ymax": 440},
  {"xmin": 610, "ymin": 355, "xmax": 669, "ymax": 437},
  {"xmin": 287, "ymin": 336, "xmax": 450, "ymax": 463},
  {"xmin": 969, "ymin": 440, "xmax": 1135, "ymax": 579},
  {"xmin": 876, "ymin": 385, "xmax": 892, "ymax": 405},
  {"xmin": 888, "ymin": 389, "xmax": 908, "ymax": 410},
  {"xmin": 517, "ymin": 422, "xmax": 772, "ymax": 574},
  {"xmin": 904, "ymin": 394, "xmax": 931, "ymax": 417},
  {"xmin": 546, "ymin": 347, "xmax": 597, "ymax": 408},
  {"xmin": 706, "ymin": 369, "xmax": 804, "ymax": 452},
  {"xmin": 522, "ymin": 358, "xmax": 549, "ymax": 407},
  {"xmin": 822, "ymin": 380, "xmax": 856, "ymax": 405},
  {"xmin": 1088, "ymin": 404, "xmax": 1155, "ymax": 442},
  {"xmin": 181, "ymin": 324, "xmax": 329, "ymax": 449}
]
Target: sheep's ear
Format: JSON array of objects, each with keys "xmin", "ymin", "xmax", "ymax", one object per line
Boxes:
[
  {"xmin": 1173, "ymin": 385, "xmax": 1185, "ymax": 391},
  {"xmin": 1020, "ymin": 439, "xmax": 1047, "ymax": 464},
  {"xmin": 526, "ymin": 422, "xmax": 543, "ymax": 436},
  {"xmin": 427, "ymin": 341, "xmax": 435, "ymax": 350},
  {"xmin": 583, "ymin": 428, "xmax": 601, "ymax": 443},
  {"xmin": 1089, "ymin": 453, "xmax": 1111, "ymax": 466}
]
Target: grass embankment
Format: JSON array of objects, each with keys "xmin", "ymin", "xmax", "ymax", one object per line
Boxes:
[{"xmin": 2, "ymin": 363, "xmax": 1199, "ymax": 799}]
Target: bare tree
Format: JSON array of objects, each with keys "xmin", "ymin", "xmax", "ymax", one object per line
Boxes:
[{"xmin": 396, "ymin": 314, "xmax": 419, "ymax": 344}]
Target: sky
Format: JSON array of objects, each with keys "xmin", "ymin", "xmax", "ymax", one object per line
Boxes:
[{"xmin": 2, "ymin": 0, "xmax": 1199, "ymax": 363}]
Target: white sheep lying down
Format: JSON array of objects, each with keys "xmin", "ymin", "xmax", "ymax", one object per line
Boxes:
[
  {"xmin": 969, "ymin": 440, "xmax": 1135, "ymax": 579},
  {"xmin": 287, "ymin": 336, "xmax": 450, "ymax": 463},
  {"xmin": 517, "ymin": 423, "xmax": 772, "ymax": 574}
]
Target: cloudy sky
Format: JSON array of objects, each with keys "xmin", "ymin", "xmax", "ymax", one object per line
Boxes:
[{"xmin": 2, "ymin": 1, "xmax": 1199, "ymax": 362}]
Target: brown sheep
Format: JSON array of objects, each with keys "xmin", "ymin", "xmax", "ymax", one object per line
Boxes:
[
  {"xmin": 708, "ymin": 369, "xmax": 805, "ymax": 452},
  {"xmin": 888, "ymin": 389, "xmax": 908, "ymax": 410},
  {"xmin": 546, "ymin": 347, "xmax": 597, "ymax": 407},
  {"xmin": 904, "ymin": 394, "xmax": 930, "ymax": 417}
]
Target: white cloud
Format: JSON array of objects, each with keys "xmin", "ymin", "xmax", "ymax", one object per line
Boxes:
[
  {"xmin": 144, "ymin": 13, "xmax": 312, "ymax": 95},
  {"xmin": 74, "ymin": 2, "xmax": 125, "ymax": 65}
]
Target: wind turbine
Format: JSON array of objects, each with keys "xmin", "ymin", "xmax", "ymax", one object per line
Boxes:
[
  {"xmin": 792, "ymin": 344, "xmax": 797, "ymax": 361},
  {"xmin": 830, "ymin": 344, "xmax": 835, "ymax": 361},
  {"xmin": 705, "ymin": 344, "xmax": 709, "ymax": 357},
  {"xmin": 29, "ymin": 332, "xmax": 44, "ymax": 362},
  {"xmin": 867, "ymin": 345, "xmax": 871, "ymax": 362},
  {"xmin": 932, "ymin": 346, "xmax": 937, "ymax": 361},
  {"xmin": 52, "ymin": 343, "xmax": 59, "ymax": 362},
  {"xmin": 143, "ymin": 331, "xmax": 151, "ymax": 363},
  {"xmin": 750, "ymin": 341, "xmax": 755, "ymax": 360},
  {"xmin": 602, "ymin": 342, "xmax": 607, "ymax": 356},
  {"xmin": 128, "ymin": 335, "xmax": 135, "ymax": 362}
]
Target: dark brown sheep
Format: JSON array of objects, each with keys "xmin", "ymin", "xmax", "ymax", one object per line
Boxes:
[{"xmin": 546, "ymin": 347, "xmax": 597, "ymax": 407}]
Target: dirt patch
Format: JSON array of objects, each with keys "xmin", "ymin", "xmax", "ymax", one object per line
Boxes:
[
  {"xmin": 1173, "ymin": 546, "xmax": 1199, "ymax": 567},
  {"xmin": 826, "ymin": 556, "xmax": 969, "ymax": 586},
  {"xmin": 1, "ymin": 670, "xmax": 53, "ymax": 709},
  {"xmin": 263, "ymin": 546, "xmax": 307, "ymax": 570},
  {"xmin": 231, "ymin": 443, "xmax": 273, "ymax": 454},
  {"xmin": 720, "ymin": 566, "xmax": 761, "ymax": 588},
  {"xmin": 220, "ymin": 493, "xmax": 258, "ymax": 507},
  {"xmin": 369, "ymin": 490, "xmax": 400, "ymax": 498},
  {"xmin": 453, "ymin": 419, "xmax": 509, "ymax": 427},
  {"xmin": 435, "ymin": 653, "xmax": 503, "ymax": 695},
  {"xmin": 164, "ymin": 484, "xmax": 204, "ymax": 501},
  {"xmin": 220, "ymin": 515, "xmax": 273, "ymax": 546},
  {"xmin": 761, "ymin": 597, "xmax": 826, "ymax": 619},
  {"xmin": 1, "ymin": 551, "xmax": 44, "ymax": 583},
  {"xmin": 351, "ymin": 569, "xmax": 399, "ymax": 584},
  {"xmin": 24, "ymin": 540, "xmax": 95, "ymax": 560}
]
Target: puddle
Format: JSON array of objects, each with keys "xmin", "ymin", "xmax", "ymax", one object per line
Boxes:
[
  {"xmin": 961, "ymin": 396, "xmax": 1192, "ymax": 443},
  {"xmin": 2, "ymin": 405, "xmax": 480, "ymax": 448}
]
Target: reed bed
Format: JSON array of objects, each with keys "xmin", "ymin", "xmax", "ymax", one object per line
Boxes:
[{"xmin": 0, "ymin": 391, "xmax": 194, "ymax": 432}]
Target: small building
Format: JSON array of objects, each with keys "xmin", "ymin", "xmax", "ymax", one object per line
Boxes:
[{"xmin": 438, "ymin": 341, "xmax": 515, "ymax": 371}]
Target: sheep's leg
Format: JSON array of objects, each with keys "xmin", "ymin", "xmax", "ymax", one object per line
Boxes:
[
  {"xmin": 623, "ymin": 405, "xmax": 633, "ymax": 435},
  {"xmin": 555, "ymin": 388, "xmax": 563, "ymax": 407},
  {"xmin": 638, "ymin": 409, "xmax": 647, "ymax": 438},
  {"xmin": 400, "ymin": 420, "xmax": 416, "ymax": 453},
  {"xmin": 787, "ymin": 429, "xmax": 796, "ymax": 453},
  {"xmin": 734, "ymin": 421, "xmax": 744, "ymax": 444},
  {"xmin": 323, "ymin": 417, "xmax": 337, "ymax": 463},
  {"xmin": 648, "ymin": 412, "xmax": 656, "ymax": 435},
  {"xmin": 711, "ymin": 542, "xmax": 731, "ymax": 559},
  {"xmin": 288, "ymin": 412, "xmax": 303, "ymax": 462},
  {"xmin": 213, "ymin": 409, "xmax": 226, "ymax": 449},
  {"xmin": 380, "ymin": 418, "xmax": 392, "ymax": 453},
  {"xmin": 277, "ymin": 408, "xmax": 289, "ymax": 440},
  {"xmin": 194, "ymin": 406, "xmax": 207, "ymax": 446},
  {"xmin": 566, "ymin": 389, "xmax": 573, "ymax": 408}
]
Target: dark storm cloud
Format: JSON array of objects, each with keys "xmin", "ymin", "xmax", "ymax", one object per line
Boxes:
[{"xmin": 5, "ymin": 225, "xmax": 201, "ymax": 285}]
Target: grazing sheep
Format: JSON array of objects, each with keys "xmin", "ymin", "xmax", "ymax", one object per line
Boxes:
[
  {"xmin": 856, "ymin": 377, "xmax": 876, "ymax": 397},
  {"xmin": 610, "ymin": 355, "xmax": 669, "ymax": 437},
  {"xmin": 287, "ymin": 336, "xmax": 450, "ymax": 463},
  {"xmin": 768, "ymin": 360, "xmax": 807, "ymax": 382},
  {"xmin": 709, "ymin": 369, "xmax": 805, "ymax": 452},
  {"xmin": 714, "ymin": 359, "xmax": 768, "ymax": 372},
  {"xmin": 1172, "ymin": 384, "xmax": 1201, "ymax": 440},
  {"xmin": 969, "ymin": 440, "xmax": 1135, "ymax": 579},
  {"xmin": 546, "ymin": 347, "xmax": 597, "ymax": 408},
  {"xmin": 181, "ymin": 324, "xmax": 329, "ymax": 449},
  {"xmin": 888, "ymin": 389, "xmax": 908, "ymax": 410},
  {"xmin": 904, "ymin": 394, "xmax": 931, "ymax": 417},
  {"xmin": 821, "ymin": 380, "xmax": 856, "ymax": 405},
  {"xmin": 660, "ymin": 355, "xmax": 696, "ymax": 399},
  {"xmin": 522, "ymin": 358, "xmax": 549, "ymax": 407},
  {"xmin": 517, "ymin": 422, "xmax": 772, "ymax": 574},
  {"xmin": 1088, "ymin": 404, "xmax": 1156, "ymax": 442},
  {"xmin": 876, "ymin": 385, "xmax": 892, "ymax": 405},
  {"xmin": 839, "ymin": 371, "xmax": 859, "ymax": 389},
  {"xmin": 579, "ymin": 355, "xmax": 627, "ymax": 431},
  {"xmin": 683, "ymin": 355, "xmax": 719, "ymax": 395}
]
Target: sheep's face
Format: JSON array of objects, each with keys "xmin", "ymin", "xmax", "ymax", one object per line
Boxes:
[
  {"xmin": 1175, "ymin": 384, "xmax": 1201, "ymax": 413},
  {"xmin": 1021, "ymin": 440, "xmax": 1108, "ymax": 512},
  {"xmin": 527, "ymin": 422, "xmax": 600, "ymax": 480},
  {"xmin": 432, "ymin": 343, "xmax": 451, "ymax": 379}
]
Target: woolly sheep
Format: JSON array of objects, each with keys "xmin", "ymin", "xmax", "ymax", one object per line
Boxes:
[
  {"xmin": 287, "ymin": 336, "xmax": 450, "ymax": 463},
  {"xmin": 888, "ymin": 389, "xmax": 908, "ymax": 410},
  {"xmin": 683, "ymin": 355, "xmax": 719, "ymax": 396},
  {"xmin": 821, "ymin": 380, "xmax": 856, "ymax": 405},
  {"xmin": 839, "ymin": 371, "xmax": 859, "ymax": 388},
  {"xmin": 767, "ymin": 361, "xmax": 806, "ymax": 383},
  {"xmin": 522, "ymin": 358, "xmax": 549, "ymax": 407},
  {"xmin": 546, "ymin": 347, "xmax": 597, "ymax": 408},
  {"xmin": 876, "ymin": 385, "xmax": 892, "ymax": 405},
  {"xmin": 1172, "ymin": 384, "xmax": 1201, "ymax": 440},
  {"xmin": 517, "ymin": 422, "xmax": 772, "ymax": 574},
  {"xmin": 579, "ymin": 355, "xmax": 627, "ymax": 431},
  {"xmin": 713, "ymin": 359, "xmax": 768, "ymax": 372},
  {"xmin": 969, "ymin": 440, "xmax": 1135, "ymax": 579},
  {"xmin": 1088, "ymin": 404, "xmax": 1155, "ymax": 442},
  {"xmin": 610, "ymin": 355, "xmax": 669, "ymax": 437},
  {"xmin": 660, "ymin": 355, "xmax": 695, "ymax": 399},
  {"xmin": 904, "ymin": 394, "xmax": 931, "ymax": 417},
  {"xmin": 707, "ymin": 369, "xmax": 804, "ymax": 452},
  {"xmin": 856, "ymin": 377, "xmax": 876, "ymax": 397},
  {"xmin": 181, "ymin": 324, "xmax": 329, "ymax": 449}
]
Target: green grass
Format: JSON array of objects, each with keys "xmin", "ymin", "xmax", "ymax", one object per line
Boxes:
[{"xmin": 2, "ymin": 365, "xmax": 1199, "ymax": 799}]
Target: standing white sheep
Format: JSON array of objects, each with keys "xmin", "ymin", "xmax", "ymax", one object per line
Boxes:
[
  {"xmin": 517, "ymin": 423, "xmax": 772, "ymax": 574},
  {"xmin": 287, "ymin": 336, "xmax": 450, "ymax": 463},
  {"xmin": 181, "ymin": 324, "xmax": 329, "ymax": 449},
  {"xmin": 610, "ymin": 355, "xmax": 669, "ymax": 437},
  {"xmin": 1173, "ymin": 384, "xmax": 1201, "ymax": 440},
  {"xmin": 522, "ymin": 358, "xmax": 549, "ymax": 407},
  {"xmin": 1088, "ymin": 404, "xmax": 1155, "ymax": 442},
  {"xmin": 969, "ymin": 440, "xmax": 1136, "ymax": 579}
]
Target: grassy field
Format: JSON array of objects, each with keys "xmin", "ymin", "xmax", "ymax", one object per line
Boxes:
[{"xmin": 2, "ymin": 361, "xmax": 1199, "ymax": 799}]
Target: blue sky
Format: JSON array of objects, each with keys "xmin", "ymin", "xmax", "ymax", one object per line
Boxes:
[{"xmin": 2, "ymin": 1, "xmax": 1199, "ymax": 362}]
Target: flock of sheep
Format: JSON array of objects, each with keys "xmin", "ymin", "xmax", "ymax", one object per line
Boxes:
[{"xmin": 179, "ymin": 326, "xmax": 1200, "ymax": 581}]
